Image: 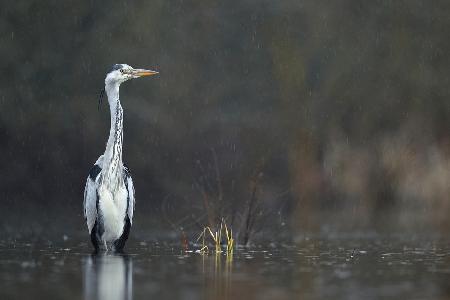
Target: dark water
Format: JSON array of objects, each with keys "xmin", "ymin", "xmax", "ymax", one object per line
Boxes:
[{"xmin": 1, "ymin": 238, "xmax": 449, "ymax": 299}]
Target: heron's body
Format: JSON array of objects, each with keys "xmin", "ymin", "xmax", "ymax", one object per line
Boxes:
[{"xmin": 83, "ymin": 64, "xmax": 157, "ymax": 252}]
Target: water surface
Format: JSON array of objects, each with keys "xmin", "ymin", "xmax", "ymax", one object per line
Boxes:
[{"xmin": 1, "ymin": 238, "xmax": 449, "ymax": 299}]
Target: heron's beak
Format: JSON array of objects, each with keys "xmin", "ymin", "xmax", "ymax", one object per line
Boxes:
[{"xmin": 132, "ymin": 68, "xmax": 159, "ymax": 77}]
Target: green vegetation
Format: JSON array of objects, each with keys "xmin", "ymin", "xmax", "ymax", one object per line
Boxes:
[{"xmin": 197, "ymin": 220, "xmax": 234, "ymax": 254}]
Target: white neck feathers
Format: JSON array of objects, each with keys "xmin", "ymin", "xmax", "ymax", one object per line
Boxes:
[{"xmin": 102, "ymin": 81, "xmax": 124, "ymax": 188}]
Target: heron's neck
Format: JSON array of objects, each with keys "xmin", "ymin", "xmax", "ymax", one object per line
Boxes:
[{"xmin": 103, "ymin": 82, "xmax": 124, "ymax": 185}]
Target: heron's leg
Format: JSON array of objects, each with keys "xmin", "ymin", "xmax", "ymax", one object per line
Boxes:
[
  {"xmin": 104, "ymin": 240, "xmax": 108, "ymax": 251},
  {"xmin": 90, "ymin": 222, "xmax": 100, "ymax": 252}
]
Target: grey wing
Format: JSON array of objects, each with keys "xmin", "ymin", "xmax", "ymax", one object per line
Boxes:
[
  {"xmin": 124, "ymin": 166, "xmax": 135, "ymax": 224},
  {"xmin": 84, "ymin": 165, "xmax": 101, "ymax": 234}
]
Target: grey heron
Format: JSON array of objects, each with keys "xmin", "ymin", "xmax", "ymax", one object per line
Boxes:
[{"xmin": 83, "ymin": 64, "xmax": 158, "ymax": 252}]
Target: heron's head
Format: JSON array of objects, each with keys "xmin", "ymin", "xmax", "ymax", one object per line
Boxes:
[{"xmin": 105, "ymin": 64, "xmax": 159, "ymax": 85}]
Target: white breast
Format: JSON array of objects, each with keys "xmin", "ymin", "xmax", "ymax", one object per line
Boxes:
[{"xmin": 98, "ymin": 184, "xmax": 128, "ymax": 242}]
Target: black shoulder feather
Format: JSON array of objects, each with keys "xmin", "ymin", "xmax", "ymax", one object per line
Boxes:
[{"xmin": 89, "ymin": 165, "xmax": 102, "ymax": 180}]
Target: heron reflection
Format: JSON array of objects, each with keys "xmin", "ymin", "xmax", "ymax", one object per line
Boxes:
[{"xmin": 83, "ymin": 254, "xmax": 133, "ymax": 300}]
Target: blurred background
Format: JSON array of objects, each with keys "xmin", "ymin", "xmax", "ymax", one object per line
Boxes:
[{"xmin": 1, "ymin": 0, "xmax": 449, "ymax": 243}]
